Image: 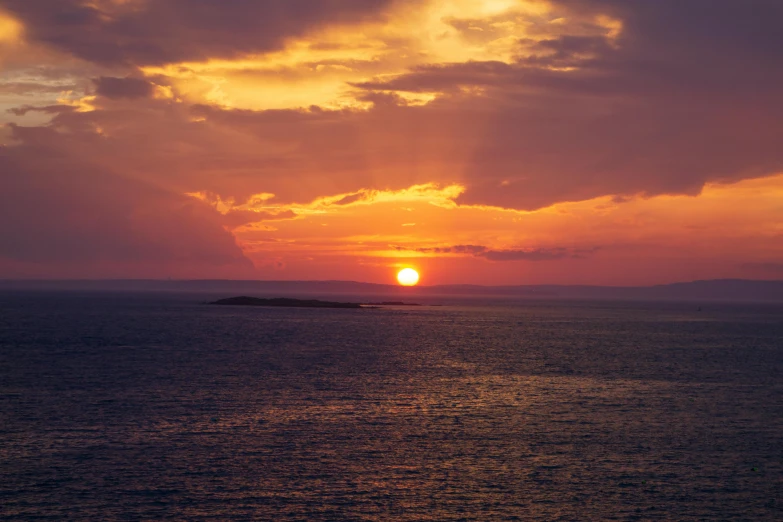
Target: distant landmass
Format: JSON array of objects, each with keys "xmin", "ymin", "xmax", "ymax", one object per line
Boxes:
[
  {"xmin": 1, "ymin": 278, "xmax": 782, "ymax": 303},
  {"xmin": 363, "ymin": 301, "xmax": 421, "ymax": 306},
  {"xmin": 210, "ymin": 296, "xmax": 364, "ymax": 309}
]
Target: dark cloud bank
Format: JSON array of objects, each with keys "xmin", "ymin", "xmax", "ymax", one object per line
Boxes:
[
  {"xmin": 3, "ymin": 0, "xmax": 781, "ymax": 211},
  {"xmin": 0, "ymin": 0, "xmax": 392, "ymax": 65},
  {"xmin": 93, "ymin": 76, "xmax": 154, "ymax": 99},
  {"xmin": 0, "ymin": 128, "xmax": 253, "ymax": 275},
  {"xmin": 392, "ymin": 245, "xmax": 596, "ymax": 262}
]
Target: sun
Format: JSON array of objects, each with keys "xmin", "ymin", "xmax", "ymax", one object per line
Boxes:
[{"xmin": 397, "ymin": 268, "xmax": 420, "ymax": 286}]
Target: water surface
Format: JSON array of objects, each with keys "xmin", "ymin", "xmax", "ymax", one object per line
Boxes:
[{"xmin": 1, "ymin": 292, "xmax": 781, "ymax": 520}]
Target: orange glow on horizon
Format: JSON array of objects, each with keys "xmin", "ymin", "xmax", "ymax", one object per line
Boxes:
[{"xmin": 218, "ymin": 173, "xmax": 783, "ymax": 285}]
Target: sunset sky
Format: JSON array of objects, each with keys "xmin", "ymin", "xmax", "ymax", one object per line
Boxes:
[{"xmin": 1, "ymin": 0, "xmax": 782, "ymax": 285}]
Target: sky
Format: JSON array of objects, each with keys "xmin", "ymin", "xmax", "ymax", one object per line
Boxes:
[{"xmin": 1, "ymin": 0, "xmax": 782, "ymax": 285}]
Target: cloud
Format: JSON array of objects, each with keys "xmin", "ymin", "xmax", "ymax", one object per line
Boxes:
[
  {"xmin": 11, "ymin": 70, "xmax": 782, "ymax": 216},
  {"xmin": 0, "ymin": 81, "xmax": 77, "ymax": 95},
  {"xmin": 332, "ymin": 192, "xmax": 365, "ymax": 206},
  {"xmin": 220, "ymin": 209, "xmax": 297, "ymax": 229},
  {"xmin": 393, "ymin": 244, "xmax": 486, "ymax": 255},
  {"xmin": 7, "ymin": 104, "xmax": 73, "ymax": 116},
  {"xmin": 6, "ymin": 0, "xmax": 782, "ymax": 212},
  {"xmin": 1, "ymin": 0, "xmax": 393, "ymax": 66},
  {"xmin": 348, "ymin": 0, "xmax": 783, "ymax": 209},
  {"xmin": 479, "ymin": 248, "xmax": 574, "ymax": 262},
  {"xmin": 0, "ymin": 127, "xmax": 254, "ymax": 277},
  {"xmin": 392, "ymin": 244, "xmax": 595, "ymax": 261},
  {"xmin": 93, "ymin": 76, "xmax": 154, "ymax": 99}
]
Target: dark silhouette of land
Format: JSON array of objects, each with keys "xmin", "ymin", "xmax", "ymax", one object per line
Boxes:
[
  {"xmin": 363, "ymin": 301, "xmax": 421, "ymax": 306},
  {"xmin": 210, "ymin": 296, "xmax": 364, "ymax": 308},
  {"xmin": 2, "ymin": 279, "xmax": 783, "ymax": 302}
]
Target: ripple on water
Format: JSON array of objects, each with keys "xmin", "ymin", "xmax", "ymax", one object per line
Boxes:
[{"xmin": 0, "ymin": 293, "xmax": 781, "ymax": 520}]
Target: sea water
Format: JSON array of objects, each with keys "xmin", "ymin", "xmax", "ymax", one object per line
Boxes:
[{"xmin": 1, "ymin": 291, "xmax": 781, "ymax": 520}]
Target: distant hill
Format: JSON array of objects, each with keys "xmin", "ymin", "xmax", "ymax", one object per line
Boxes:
[{"xmin": 1, "ymin": 278, "xmax": 782, "ymax": 302}]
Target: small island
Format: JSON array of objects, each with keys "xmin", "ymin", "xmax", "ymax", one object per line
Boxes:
[
  {"xmin": 362, "ymin": 301, "xmax": 421, "ymax": 306},
  {"xmin": 210, "ymin": 296, "xmax": 365, "ymax": 308}
]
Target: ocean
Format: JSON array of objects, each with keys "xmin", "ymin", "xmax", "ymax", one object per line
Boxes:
[{"xmin": 1, "ymin": 291, "xmax": 781, "ymax": 520}]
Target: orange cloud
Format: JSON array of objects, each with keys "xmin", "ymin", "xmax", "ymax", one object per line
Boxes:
[
  {"xmin": 208, "ymin": 174, "xmax": 783, "ymax": 284},
  {"xmin": 139, "ymin": 0, "xmax": 621, "ymax": 110}
]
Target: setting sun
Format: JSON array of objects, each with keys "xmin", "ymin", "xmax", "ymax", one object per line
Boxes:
[{"xmin": 397, "ymin": 268, "xmax": 420, "ymax": 286}]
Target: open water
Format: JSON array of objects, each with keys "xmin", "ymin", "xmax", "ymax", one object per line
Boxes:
[{"xmin": 1, "ymin": 291, "xmax": 782, "ymax": 520}]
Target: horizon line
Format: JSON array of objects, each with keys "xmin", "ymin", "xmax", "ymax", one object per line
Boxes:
[{"xmin": 1, "ymin": 277, "xmax": 781, "ymax": 289}]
